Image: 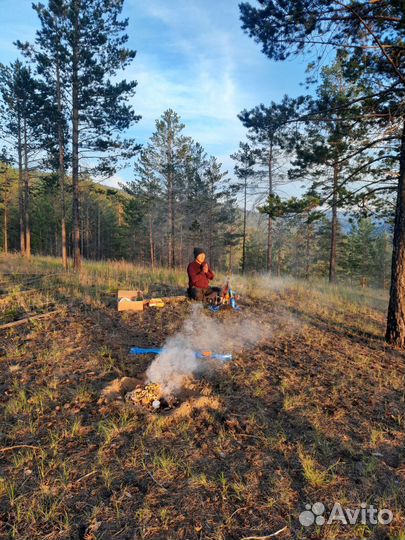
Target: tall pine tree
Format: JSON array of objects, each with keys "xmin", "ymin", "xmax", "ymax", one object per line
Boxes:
[
  {"xmin": 22, "ymin": 0, "xmax": 141, "ymax": 269},
  {"xmin": 239, "ymin": 0, "xmax": 405, "ymax": 347},
  {"xmin": 238, "ymin": 95, "xmax": 305, "ymax": 273}
]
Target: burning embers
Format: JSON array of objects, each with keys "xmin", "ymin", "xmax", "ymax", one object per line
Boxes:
[
  {"xmin": 125, "ymin": 383, "xmax": 178, "ymax": 410},
  {"xmin": 99, "ymin": 377, "xmax": 178, "ymax": 410},
  {"xmin": 99, "ymin": 376, "xmax": 203, "ymax": 412}
]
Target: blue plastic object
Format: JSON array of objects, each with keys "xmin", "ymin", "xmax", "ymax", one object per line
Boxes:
[
  {"xmin": 208, "ymin": 294, "xmax": 241, "ymax": 313},
  {"xmin": 129, "ymin": 346, "xmax": 232, "ymax": 362},
  {"xmin": 129, "ymin": 347, "xmax": 162, "ymax": 355}
]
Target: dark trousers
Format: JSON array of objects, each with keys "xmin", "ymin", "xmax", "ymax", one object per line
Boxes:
[{"xmin": 188, "ymin": 286, "xmax": 221, "ymax": 302}]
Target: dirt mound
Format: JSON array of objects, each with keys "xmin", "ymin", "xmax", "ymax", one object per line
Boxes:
[
  {"xmin": 99, "ymin": 376, "xmax": 144, "ymax": 403},
  {"xmin": 169, "ymin": 395, "xmax": 222, "ymax": 419}
]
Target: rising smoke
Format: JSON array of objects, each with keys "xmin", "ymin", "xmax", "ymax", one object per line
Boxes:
[{"xmin": 145, "ymin": 304, "xmax": 267, "ymax": 395}]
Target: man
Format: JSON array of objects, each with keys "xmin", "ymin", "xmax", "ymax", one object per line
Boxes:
[{"xmin": 187, "ymin": 247, "xmax": 221, "ymax": 302}]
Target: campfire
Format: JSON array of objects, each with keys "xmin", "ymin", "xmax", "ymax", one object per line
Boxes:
[
  {"xmin": 100, "ymin": 305, "xmax": 263, "ymax": 411},
  {"xmin": 125, "ymin": 383, "xmax": 178, "ymax": 410},
  {"xmin": 100, "ymin": 376, "xmax": 204, "ymax": 412}
]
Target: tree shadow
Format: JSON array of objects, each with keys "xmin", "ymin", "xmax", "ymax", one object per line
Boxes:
[{"xmin": 3, "ymin": 293, "xmax": 402, "ymax": 540}]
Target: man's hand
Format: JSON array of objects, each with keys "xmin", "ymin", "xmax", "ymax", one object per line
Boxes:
[{"xmin": 202, "ymin": 263, "xmax": 209, "ymax": 273}]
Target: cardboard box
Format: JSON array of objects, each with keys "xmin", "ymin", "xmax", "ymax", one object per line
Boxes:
[
  {"xmin": 118, "ymin": 298, "xmax": 144, "ymax": 312},
  {"xmin": 118, "ymin": 290, "xmax": 143, "ymax": 299}
]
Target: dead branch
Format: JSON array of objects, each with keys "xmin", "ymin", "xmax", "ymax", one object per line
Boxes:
[
  {"xmin": 241, "ymin": 526, "xmax": 288, "ymax": 540},
  {"xmin": 0, "ymin": 445, "xmax": 40, "ymax": 453},
  {"xmin": 0, "ymin": 310, "xmax": 61, "ymax": 331}
]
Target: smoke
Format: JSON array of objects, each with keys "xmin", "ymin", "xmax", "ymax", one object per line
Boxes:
[
  {"xmin": 231, "ymin": 273, "xmax": 296, "ymax": 300},
  {"xmin": 145, "ymin": 304, "xmax": 266, "ymax": 395}
]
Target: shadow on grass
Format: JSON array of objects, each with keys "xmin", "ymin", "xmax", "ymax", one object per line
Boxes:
[{"xmin": 1, "ymin": 292, "xmax": 404, "ymax": 540}]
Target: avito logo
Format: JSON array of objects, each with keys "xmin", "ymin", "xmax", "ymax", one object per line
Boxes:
[{"xmin": 299, "ymin": 502, "xmax": 393, "ymax": 527}]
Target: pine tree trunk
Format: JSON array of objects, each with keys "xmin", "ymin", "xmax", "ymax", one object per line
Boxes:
[
  {"xmin": 149, "ymin": 213, "xmax": 155, "ymax": 269},
  {"xmin": 80, "ymin": 211, "xmax": 84, "ymax": 257},
  {"xmin": 54, "ymin": 230, "xmax": 58, "ymax": 257},
  {"xmin": 97, "ymin": 203, "xmax": 101, "ymax": 259},
  {"xmin": 23, "ymin": 117, "xmax": 31, "ymax": 260},
  {"xmin": 17, "ymin": 111, "xmax": 25, "ymax": 255},
  {"xmin": 167, "ymin": 129, "xmax": 175, "ymax": 268},
  {"xmin": 386, "ymin": 120, "xmax": 405, "ymax": 348},
  {"xmin": 56, "ymin": 59, "xmax": 68, "ymax": 270},
  {"xmin": 305, "ymin": 219, "xmax": 311, "ymax": 280},
  {"xmin": 208, "ymin": 179, "xmax": 214, "ymax": 262},
  {"xmin": 80, "ymin": 202, "xmax": 87, "ymax": 259},
  {"xmin": 267, "ymin": 138, "xmax": 274, "ymax": 274},
  {"xmin": 72, "ymin": 0, "xmax": 81, "ymax": 270},
  {"xmin": 179, "ymin": 227, "xmax": 183, "ymax": 268},
  {"xmin": 241, "ymin": 175, "xmax": 247, "ymax": 274},
  {"xmin": 329, "ymin": 162, "xmax": 339, "ymax": 283},
  {"xmin": 381, "ymin": 234, "xmax": 387, "ymax": 289},
  {"xmin": 3, "ymin": 180, "xmax": 8, "ymax": 254},
  {"xmin": 170, "ymin": 195, "xmax": 175, "ymax": 268},
  {"xmin": 208, "ymin": 213, "xmax": 213, "ymax": 263},
  {"xmin": 167, "ymin": 184, "xmax": 173, "ymax": 267}
]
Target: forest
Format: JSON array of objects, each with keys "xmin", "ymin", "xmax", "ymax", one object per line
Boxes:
[
  {"xmin": 1, "ymin": 2, "xmax": 405, "ymax": 540},
  {"xmin": 0, "ymin": 2, "xmax": 400, "ymax": 274},
  {"xmin": 1, "ymin": 0, "xmax": 404, "ymax": 346}
]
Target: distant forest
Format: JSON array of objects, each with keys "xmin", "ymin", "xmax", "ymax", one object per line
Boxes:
[{"xmin": 0, "ymin": 159, "xmax": 393, "ymax": 288}]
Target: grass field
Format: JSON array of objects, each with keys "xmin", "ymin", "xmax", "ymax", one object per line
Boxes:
[{"xmin": 0, "ymin": 254, "xmax": 404, "ymax": 540}]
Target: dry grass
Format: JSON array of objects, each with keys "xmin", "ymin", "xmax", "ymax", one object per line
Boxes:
[{"xmin": 0, "ymin": 254, "xmax": 404, "ymax": 540}]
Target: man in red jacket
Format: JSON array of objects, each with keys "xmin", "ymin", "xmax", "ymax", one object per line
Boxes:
[{"xmin": 187, "ymin": 247, "xmax": 221, "ymax": 302}]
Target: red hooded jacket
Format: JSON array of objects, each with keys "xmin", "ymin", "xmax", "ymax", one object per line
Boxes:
[{"xmin": 187, "ymin": 261, "xmax": 215, "ymax": 289}]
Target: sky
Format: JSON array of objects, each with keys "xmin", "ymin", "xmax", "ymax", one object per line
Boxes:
[{"xmin": 0, "ymin": 0, "xmax": 315, "ymax": 199}]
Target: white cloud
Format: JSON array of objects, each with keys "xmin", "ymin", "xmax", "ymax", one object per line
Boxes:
[{"xmin": 125, "ymin": 0, "xmax": 253, "ymax": 155}]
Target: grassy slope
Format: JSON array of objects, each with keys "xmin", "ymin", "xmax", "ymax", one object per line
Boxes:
[{"xmin": 0, "ymin": 255, "xmax": 404, "ymax": 540}]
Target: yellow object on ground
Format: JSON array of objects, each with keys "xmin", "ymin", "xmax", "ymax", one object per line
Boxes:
[
  {"xmin": 117, "ymin": 290, "xmax": 186, "ymax": 311},
  {"xmin": 148, "ymin": 298, "xmax": 165, "ymax": 308}
]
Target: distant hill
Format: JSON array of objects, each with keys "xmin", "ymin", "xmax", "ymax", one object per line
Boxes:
[{"xmin": 242, "ymin": 207, "xmax": 392, "ymax": 235}]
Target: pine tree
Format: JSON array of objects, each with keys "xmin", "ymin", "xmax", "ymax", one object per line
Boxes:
[
  {"xmin": 0, "ymin": 61, "xmax": 43, "ymax": 259},
  {"xmin": 231, "ymin": 142, "xmax": 256, "ymax": 274},
  {"xmin": 238, "ymin": 95, "xmax": 305, "ymax": 273},
  {"xmin": 21, "ymin": 0, "xmax": 141, "ymax": 269},
  {"xmin": 289, "ymin": 58, "xmax": 374, "ymax": 282},
  {"xmin": 182, "ymin": 141, "xmax": 210, "ymax": 263},
  {"xmin": 239, "ymin": 0, "xmax": 405, "ymax": 347},
  {"xmin": 342, "ymin": 218, "xmax": 378, "ymax": 285},
  {"xmin": 124, "ymin": 154, "xmax": 164, "ymax": 267},
  {"xmin": 203, "ymin": 156, "xmax": 232, "ymax": 266},
  {"xmin": 0, "ymin": 152, "xmax": 15, "ymax": 254},
  {"xmin": 18, "ymin": 0, "xmax": 72, "ymax": 268},
  {"xmin": 182, "ymin": 146, "xmax": 231, "ymax": 266},
  {"xmin": 132, "ymin": 110, "xmax": 191, "ymax": 268},
  {"xmin": 259, "ymin": 191, "xmax": 321, "ymax": 278}
]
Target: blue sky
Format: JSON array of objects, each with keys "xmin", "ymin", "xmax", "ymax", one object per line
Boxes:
[{"xmin": 0, "ymin": 0, "xmax": 315, "ymax": 199}]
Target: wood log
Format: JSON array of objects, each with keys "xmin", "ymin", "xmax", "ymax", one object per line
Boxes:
[
  {"xmin": 158, "ymin": 295, "xmax": 187, "ymax": 303},
  {"xmin": 0, "ymin": 310, "xmax": 61, "ymax": 331}
]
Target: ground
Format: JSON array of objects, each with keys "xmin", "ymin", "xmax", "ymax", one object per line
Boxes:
[{"xmin": 0, "ymin": 255, "xmax": 404, "ymax": 540}]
